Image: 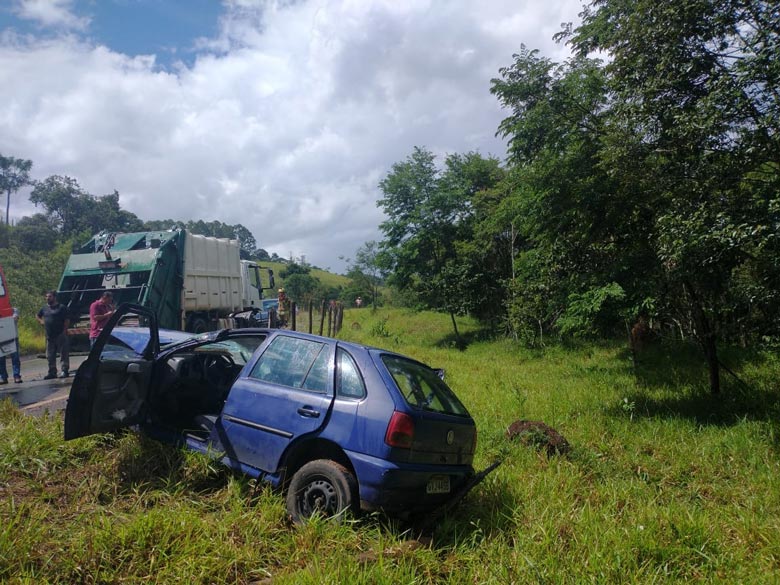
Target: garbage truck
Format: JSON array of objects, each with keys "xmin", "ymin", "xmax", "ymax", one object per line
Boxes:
[{"xmin": 56, "ymin": 229, "xmax": 275, "ymax": 339}]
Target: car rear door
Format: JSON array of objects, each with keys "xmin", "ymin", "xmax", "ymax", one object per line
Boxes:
[
  {"xmin": 218, "ymin": 333, "xmax": 335, "ymax": 473},
  {"xmin": 64, "ymin": 304, "xmax": 159, "ymax": 440}
]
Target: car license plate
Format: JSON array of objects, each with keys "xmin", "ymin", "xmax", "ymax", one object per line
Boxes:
[{"xmin": 426, "ymin": 475, "xmax": 450, "ymax": 494}]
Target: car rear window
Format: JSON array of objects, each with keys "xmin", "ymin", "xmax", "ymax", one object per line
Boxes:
[{"xmin": 381, "ymin": 355, "xmax": 469, "ymax": 416}]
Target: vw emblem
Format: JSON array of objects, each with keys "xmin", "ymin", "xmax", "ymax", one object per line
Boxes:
[{"xmin": 446, "ymin": 430, "xmax": 455, "ymax": 445}]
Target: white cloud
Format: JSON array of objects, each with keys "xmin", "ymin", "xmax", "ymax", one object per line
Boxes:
[
  {"xmin": 11, "ymin": 0, "xmax": 90, "ymax": 31},
  {"xmin": 0, "ymin": 0, "xmax": 582, "ymax": 271}
]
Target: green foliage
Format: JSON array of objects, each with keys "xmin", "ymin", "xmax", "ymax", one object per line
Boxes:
[
  {"xmin": 30, "ymin": 177, "xmax": 144, "ymax": 239},
  {"xmin": 376, "ymin": 147, "xmax": 504, "ymax": 341},
  {"xmin": 477, "ymin": 4, "xmax": 780, "ymax": 391},
  {"xmin": 279, "ymin": 261, "xmax": 311, "ymax": 278},
  {"xmin": 557, "ymin": 282, "xmax": 626, "ymax": 337},
  {"xmin": 0, "ymin": 239, "xmax": 74, "ymax": 344}
]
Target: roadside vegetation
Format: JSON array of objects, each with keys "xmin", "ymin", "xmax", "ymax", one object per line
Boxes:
[{"xmin": 2, "ymin": 308, "xmax": 779, "ymax": 583}]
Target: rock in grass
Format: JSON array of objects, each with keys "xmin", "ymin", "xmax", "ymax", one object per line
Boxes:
[{"xmin": 506, "ymin": 420, "xmax": 570, "ymax": 456}]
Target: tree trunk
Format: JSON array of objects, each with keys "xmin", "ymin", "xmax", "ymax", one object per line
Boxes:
[
  {"xmin": 703, "ymin": 335, "xmax": 721, "ymax": 395},
  {"xmin": 626, "ymin": 319, "xmax": 638, "ymax": 378},
  {"xmin": 449, "ymin": 311, "xmax": 463, "ymax": 349},
  {"xmin": 684, "ymin": 281, "xmax": 721, "ymax": 395}
]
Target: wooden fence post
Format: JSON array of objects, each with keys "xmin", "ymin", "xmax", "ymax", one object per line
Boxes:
[
  {"xmin": 291, "ymin": 301, "xmax": 297, "ymax": 331},
  {"xmin": 308, "ymin": 300, "xmax": 313, "ymax": 334},
  {"xmin": 335, "ymin": 302, "xmax": 343, "ymax": 335},
  {"xmin": 319, "ymin": 300, "xmax": 327, "ymax": 336}
]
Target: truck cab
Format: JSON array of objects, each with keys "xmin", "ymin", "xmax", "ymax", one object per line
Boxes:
[{"xmin": 240, "ymin": 260, "xmax": 275, "ymax": 310}]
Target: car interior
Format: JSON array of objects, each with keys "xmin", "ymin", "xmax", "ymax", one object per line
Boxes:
[{"xmin": 150, "ymin": 334, "xmax": 267, "ymax": 432}]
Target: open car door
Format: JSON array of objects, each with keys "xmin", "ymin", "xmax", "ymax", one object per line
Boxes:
[{"xmin": 64, "ymin": 304, "xmax": 159, "ymax": 440}]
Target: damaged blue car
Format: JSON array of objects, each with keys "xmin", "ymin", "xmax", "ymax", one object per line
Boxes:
[{"xmin": 65, "ymin": 304, "xmax": 480, "ymax": 523}]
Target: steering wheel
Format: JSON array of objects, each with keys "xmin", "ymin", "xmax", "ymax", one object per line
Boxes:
[{"xmin": 203, "ymin": 353, "xmax": 236, "ymax": 387}]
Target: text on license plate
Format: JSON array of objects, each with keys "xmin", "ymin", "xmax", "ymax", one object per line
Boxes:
[{"xmin": 426, "ymin": 475, "xmax": 451, "ymax": 494}]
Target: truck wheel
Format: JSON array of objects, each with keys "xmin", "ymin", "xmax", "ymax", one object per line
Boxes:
[
  {"xmin": 187, "ymin": 317, "xmax": 209, "ymax": 334},
  {"xmin": 286, "ymin": 459, "xmax": 358, "ymax": 524}
]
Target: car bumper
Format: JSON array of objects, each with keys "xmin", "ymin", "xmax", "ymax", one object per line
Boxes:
[{"xmin": 347, "ymin": 450, "xmax": 474, "ymax": 514}]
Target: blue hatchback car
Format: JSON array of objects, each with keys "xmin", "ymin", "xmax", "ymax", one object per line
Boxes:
[{"xmin": 65, "ymin": 304, "xmax": 478, "ymax": 523}]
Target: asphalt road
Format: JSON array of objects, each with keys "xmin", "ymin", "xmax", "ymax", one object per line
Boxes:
[{"xmin": 0, "ymin": 353, "xmax": 88, "ymax": 415}]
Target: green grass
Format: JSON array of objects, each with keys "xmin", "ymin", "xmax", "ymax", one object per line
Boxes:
[{"xmin": 2, "ymin": 308, "xmax": 780, "ymax": 583}]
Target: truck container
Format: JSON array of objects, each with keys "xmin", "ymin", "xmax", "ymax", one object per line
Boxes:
[
  {"xmin": 57, "ymin": 229, "xmax": 274, "ymax": 337},
  {"xmin": 0, "ymin": 264, "xmax": 18, "ymax": 357}
]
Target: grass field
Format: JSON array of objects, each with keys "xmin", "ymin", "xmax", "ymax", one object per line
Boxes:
[{"xmin": 1, "ymin": 308, "xmax": 779, "ymax": 583}]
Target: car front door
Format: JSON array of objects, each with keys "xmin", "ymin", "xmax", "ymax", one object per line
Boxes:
[
  {"xmin": 64, "ymin": 303, "xmax": 159, "ymax": 440},
  {"xmin": 218, "ymin": 334, "xmax": 335, "ymax": 473}
]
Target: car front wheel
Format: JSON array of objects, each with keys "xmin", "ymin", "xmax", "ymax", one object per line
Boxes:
[{"xmin": 286, "ymin": 459, "xmax": 358, "ymax": 524}]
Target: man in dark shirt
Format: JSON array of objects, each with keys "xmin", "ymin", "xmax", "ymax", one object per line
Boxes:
[{"xmin": 36, "ymin": 290, "xmax": 70, "ymax": 379}]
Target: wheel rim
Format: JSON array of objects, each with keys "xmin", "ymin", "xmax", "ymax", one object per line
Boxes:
[{"xmin": 299, "ymin": 476, "xmax": 339, "ymax": 517}]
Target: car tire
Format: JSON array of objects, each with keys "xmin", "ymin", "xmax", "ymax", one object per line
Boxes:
[
  {"xmin": 286, "ymin": 459, "xmax": 358, "ymax": 524},
  {"xmin": 187, "ymin": 316, "xmax": 209, "ymax": 333}
]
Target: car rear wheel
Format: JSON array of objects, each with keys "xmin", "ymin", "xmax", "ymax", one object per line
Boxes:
[{"xmin": 286, "ymin": 459, "xmax": 357, "ymax": 524}]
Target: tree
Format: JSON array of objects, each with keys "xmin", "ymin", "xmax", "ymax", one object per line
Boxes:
[
  {"xmin": 490, "ymin": 49, "xmax": 655, "ymax": 342},
  {"xmin": 348, "ymin": 241, "xmax": 387, "ymax": 309},
  {"xmin": 563, "ymin": 0, "xmax": 780, "ymax": 393},
  {"xmin": 29, "ymin": 177, "xmax": 144, "ymax": 239},
  {"xmin": 377, "ymin": 147, "xmax": 503, "ymax": 345},
  {"xmin": 253, "ymin": 248, "xmax": 271, "ymax": 261},
  {"xmin": 11, "ymin": 213, "xmax": 59, "ymax": 252},
  {"xmin": 0, "ymin": 154, "xmax": 32, "ymax": 225},
  {"xmin": 280, "ymin": 262, "xmax": 311, "ymax": 278}
]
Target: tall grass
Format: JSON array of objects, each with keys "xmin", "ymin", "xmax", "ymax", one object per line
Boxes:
[{"xmin": 1, "ymin": 308, "xmax": 779, "ymax": 583}]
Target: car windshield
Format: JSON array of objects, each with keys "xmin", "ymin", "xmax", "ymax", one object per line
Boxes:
[
  {"xmin": 381, "ymin": 355, "xmax": 470, "ymax": 416},
  {"xmin": 192, "ymin": 336, "xmax": 265, "ymax": 365},
  {"xmin": 107, "ymin": 326, "xmax": 193, "ymax": 355}
]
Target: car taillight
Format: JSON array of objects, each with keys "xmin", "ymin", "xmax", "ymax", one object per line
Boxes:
[{"xmin": 385, "ymin": 411, "xmax": 415, "ymax": 448}]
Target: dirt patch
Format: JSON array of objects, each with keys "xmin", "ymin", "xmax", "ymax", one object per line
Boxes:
[{"xmin": 506, "ymin": 420, "xmax": 570, "ymax": 456}]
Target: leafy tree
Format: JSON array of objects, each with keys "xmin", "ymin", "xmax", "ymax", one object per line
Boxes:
[
  {"xmin": 377, "ymin": 147, "xmax": 503, "ymax": 344},
  {"xmin": 347, "ymin": 241, "xmax": 387, "ymax": 309},
  {"xmin": 283, "ymin": 273, "xmax": 322, "ymax": 305},
  {"xmin": 0, "ymin": 154, "xmax": 32, "ymax": 225},
  {"xmin": 11, "ymin": 213, "xmax": 59, "ymax": 252},
  {"xmin": 280, "ymin": 262, "xmax": 311, "ymax": 278},
  {"xmin": 490, "ymin": 49, "xmax": 656, "ymax": 342},
  {"xmin": 253, "ymin": 248, "xmax": 271, "ymax": 261},
  {"xmin": 29, "ymin": 176, "xmax": 143, "ymax": 238},
  {"xmin": 563, "ymin": 0, "xmax": 780, "ymax": 393}
]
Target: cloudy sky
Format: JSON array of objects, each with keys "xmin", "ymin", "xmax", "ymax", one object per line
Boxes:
[{"xmin": 0, "ymin": 0, "xmax": 582, "ymax": 272}]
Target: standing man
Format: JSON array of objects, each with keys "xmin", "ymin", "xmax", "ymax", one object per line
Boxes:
[
  {"xmin": 0, "ymin": 307, "xmax": 22, "ymax": 384},
  {"xmin": 89, "ymin": 291, "xmax": 115, "ymax": 347},
  {"xmin": 277, "ymin": 288, "xmax": 288, "ymax": 327},
  {"xmin": 36, "ymin": 290, "xmax": 70, "ymax": 379}
]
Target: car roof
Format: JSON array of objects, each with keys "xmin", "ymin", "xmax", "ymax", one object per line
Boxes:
[{"xmin": 145, "ymin": 326, "xmax": 433, "ymax": 371}]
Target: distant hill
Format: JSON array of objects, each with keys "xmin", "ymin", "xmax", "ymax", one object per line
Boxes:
[{"xmin": 256, "ymin": 260, "xmax": 350, "ymax": 292}]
